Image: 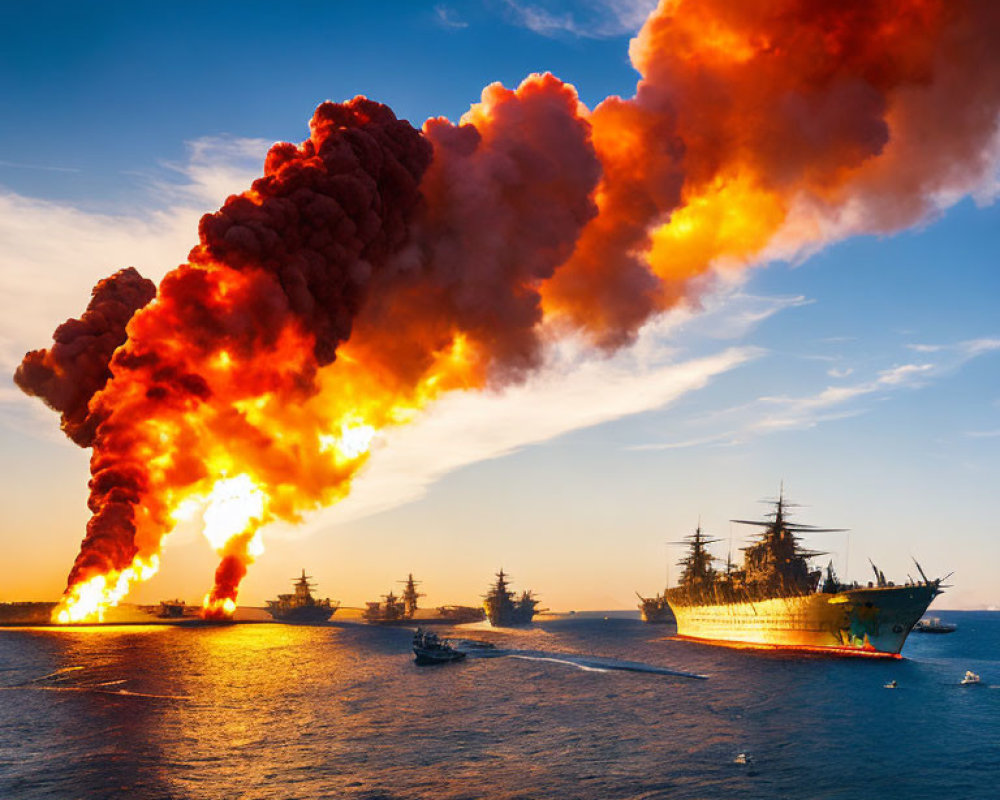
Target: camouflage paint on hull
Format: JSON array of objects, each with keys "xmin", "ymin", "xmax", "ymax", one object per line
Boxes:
[{"xmin": 667, "ymin": 584, "xmax": 938, "ymax": 657}]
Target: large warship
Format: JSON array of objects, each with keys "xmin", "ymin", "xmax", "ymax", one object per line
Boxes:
[
  {"xmin": 363, "ymin": 574, "xmax": 423, "ymax": 623},
  {"xmin": 266, "ymin": 570, "xmax": 339, "ymax": 623},
  {"xmin": 483, "ymin": 569, "xmax": 540, "ymax": 626},
  {"xmin": 661, "ymin": 492, "xmax": 943, "ymax": 658}
]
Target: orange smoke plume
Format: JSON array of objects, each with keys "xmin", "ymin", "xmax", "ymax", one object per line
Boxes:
[{"xmin": 15, "ymin": 0, "xmax": 1000, "ymax": 622}]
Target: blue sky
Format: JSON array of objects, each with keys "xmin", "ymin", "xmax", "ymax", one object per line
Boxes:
[{"xmin": 1, "ymin": 1, "xmax": 997, "ymax": 610}]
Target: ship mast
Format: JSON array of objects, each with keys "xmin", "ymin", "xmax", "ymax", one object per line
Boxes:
[
  {"xmin": 399, "ymin": 573, "xmax": 424, "ymax": 618},
  {"xmin": 672, "ymin": 523, "xmax": 720, "ymax": 589},
  {"xmin": 730, "ymin": 488, "xmax": 844, "ymax": 596}
]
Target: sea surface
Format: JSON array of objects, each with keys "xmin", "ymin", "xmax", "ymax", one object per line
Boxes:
[{"xmin": 1, "ymin": 611, "xmax": 997, "ymax": 800}]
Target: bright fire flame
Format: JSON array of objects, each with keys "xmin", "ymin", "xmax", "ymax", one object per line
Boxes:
[
  {"xmin": 199, "ymin": 474, "xmax": 266, "ymax": 554},
  {"xmin": 53, "ymin": 555, "xmax": 160, "ymax": 623}
]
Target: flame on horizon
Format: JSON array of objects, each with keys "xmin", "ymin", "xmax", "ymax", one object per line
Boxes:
[{"xmin": 14, "ymin": 0, "xmax": 1000, "ymax": 622}]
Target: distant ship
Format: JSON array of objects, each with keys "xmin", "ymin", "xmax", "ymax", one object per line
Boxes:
[
  {"xmin": 662, "ymin": 490, "xmax": 944, "ymax": 658},
  {"xmin": 636, "ymin": 591, "xmax": 673, "ymax": 623},
  {"xmin": 266, "ymin": 570, "xmax": 339, "ymax": 623},
  {"xmin": 157, "ymin": 599, "xmax": 195, "ymax": 619},
  {"xmin": 912, "ymin": 617, "xmax": 957, "ymax": 634},
  {"xmin": 364, "ymin": 574, "xmax": 423, "ymax": 624},
  {"xmin": 483, "ymin": 569, "xmax": 540, "ymax": 626},
  {"xmin": 0, "ymin": 601, "xmax": 58, "ymax": 625}
]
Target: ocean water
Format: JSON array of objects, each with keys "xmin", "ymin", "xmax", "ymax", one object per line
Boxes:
[{"xmin": 1, "ymin": 611, "xmax": 997, "ymax": 800}]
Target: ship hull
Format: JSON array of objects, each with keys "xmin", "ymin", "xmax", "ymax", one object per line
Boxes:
[
  {"xmin": 638, "ymin": 597, "xmax": 674, "ymax": 624},
  {"xmin": 485, "ymin": 610, "xmax": 535, "ymax": 627},
  {"xmin": 266, "ymin": 606, "xmax": 336, "ymax": 623},
  {"xmin": 668, "ymin": 584, "xmax": 938, "ymax": 658},
  {"xmin": 413, "ymin": 646, "xmax": 466, "ymax": 665}
]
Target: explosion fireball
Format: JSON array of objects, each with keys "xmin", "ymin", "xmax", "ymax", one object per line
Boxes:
[{"xmin": 14, "ymin": 0, "xmax": 1000, "ymax": 622}]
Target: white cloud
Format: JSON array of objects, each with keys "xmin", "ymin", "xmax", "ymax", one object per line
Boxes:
[
  {"xmin": 876, "ymin": 363, "xmax": 935, "ymax": 386},
  {"xmin": 746, "ymin": 341, "xmax": 997, "ymax": 433},
  {"xmin": 503, "ymin": 0, "xmax": 658, "ymax": 38},
  {"xmin": 629, "ymin": 336, "xmax": 1000, "ymax": 450},
  {"xmin": 0, "ymin": 159, "xmax": 81, "ymax": 174},
  {"xmin": 434, "ymin": 4, "xmax": 469, "ymax": 29},
  {"xmin": 650, "ymin": 287, "xmax": 812, "ymax": 343},
  {"xmin": 959, "ymin": 338, "xmax": 1000, "ymax": 358},
  {"xmin": 628, "ymin": 432, "xmax": 739, "ymax": 451},
  {"xmin": 0, "ymin": 136, "xmax": 268, "ymax": 435}
]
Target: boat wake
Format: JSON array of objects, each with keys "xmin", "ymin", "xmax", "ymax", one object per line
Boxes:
[
  {"xmin": 0, "ymin": 665, "xmax": 190, "ymax": 700},
  {"xmin": 463, "ymin": 648, "xmax": 707, "ymax": 679},
  {"xmin": 510, "ymin": 654, "xmax": 612, "ymax": 673}
]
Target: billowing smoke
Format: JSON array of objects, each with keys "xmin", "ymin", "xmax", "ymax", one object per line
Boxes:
[
  {"xmin": 16, "ymin": 0, "xmax": 1000, "ymax": 621},
  {"xmin": 15, "ymin": 268, "xmax": 156, "ymax": 446}
]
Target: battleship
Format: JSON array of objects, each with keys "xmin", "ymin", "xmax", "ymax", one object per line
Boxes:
[
  {"xmin": 660, "ymin": 491, "xmax": 944, "ymax": 658},
  {"xmin": 636, "ymin": 591, "xmax": 673, "ymax": 623},
  {"xmin": 483, "ymin": 569, "xmax": 540, "ymax": 626},
  {"xmin": 266, "ymin": 570, "xmax": 339, "ymax": 623},
  {"xmin": 363, "ymin": 574, "xmax": 423, "ymax": 623}
]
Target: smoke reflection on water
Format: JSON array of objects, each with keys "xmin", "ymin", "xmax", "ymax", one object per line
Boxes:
[{"xmin": 0, "ymin": 613, "xmax": 998, "ymax": 799}]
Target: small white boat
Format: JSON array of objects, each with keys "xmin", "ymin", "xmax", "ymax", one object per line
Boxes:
[
  {"xmin": 912, "ymin": 617, "xmax": 957, "ymax": 634},
  {"xmin": 884, "ymin": 680, "xmax": 898, "ymax": 689},
  {"xmin": 960, "ymin": 670, "xmax": 980, "ymax": 685}
]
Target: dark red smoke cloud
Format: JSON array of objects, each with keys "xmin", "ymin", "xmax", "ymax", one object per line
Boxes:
[{"xmin": 14, "ymin": 268, "xmax": 156, "ymax": 447}]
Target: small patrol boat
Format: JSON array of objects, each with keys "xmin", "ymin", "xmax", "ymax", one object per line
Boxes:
[
  {"xmin": 412, "ymin": 628, "xmax": 466, "ymax": 665},
  {"xmin": 912, "ymin": 617, "xmax": 957, "ymax": 634}
]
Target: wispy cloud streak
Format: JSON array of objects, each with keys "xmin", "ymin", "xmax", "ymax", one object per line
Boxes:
[
  {"xmin": 631, "ymin": 337, "xmax": 1000, "ymax": 449},
  {"xmin": 503, "ymin": 0, "xmax": 657, "ymax": 38}
]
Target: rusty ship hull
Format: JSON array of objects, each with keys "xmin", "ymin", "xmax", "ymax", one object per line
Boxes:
[{"xmin": 668, "ymin": 583, "xmax": 938, "ymax": 658}]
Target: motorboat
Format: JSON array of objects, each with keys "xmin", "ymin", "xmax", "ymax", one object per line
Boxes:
[{"xmin": 412, "ymin": 628, "xmax": 466, "ymax": 665}]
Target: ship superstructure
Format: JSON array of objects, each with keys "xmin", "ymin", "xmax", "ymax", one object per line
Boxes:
[
  {"xmin": 638, "ymin": 526, "xmax": 718, "ymax": 623},
  {"xmin": 637, "ymin": 592, "xmax": 673, "ymax": 623},
  {"xmin": 663, "ymin": 491, "xmax": 943, "ymax": 657},
  {"xmin": 401, "ymin": 574, "xmax": 423, "ymax": 618},
  {"xmin": 157, "ymin": 599, "xmax": 195, "ymax": 619},
  {"xmin": 483, "ymin": 569, "xmax": 539, "ymax": 626},
  {"xmin": 266, "ymin": 570, "xmax": 339, "ymax": 623},
  {"xmin": 364, "ymin": 574, "xmax": 425, "ymax": 623}
]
